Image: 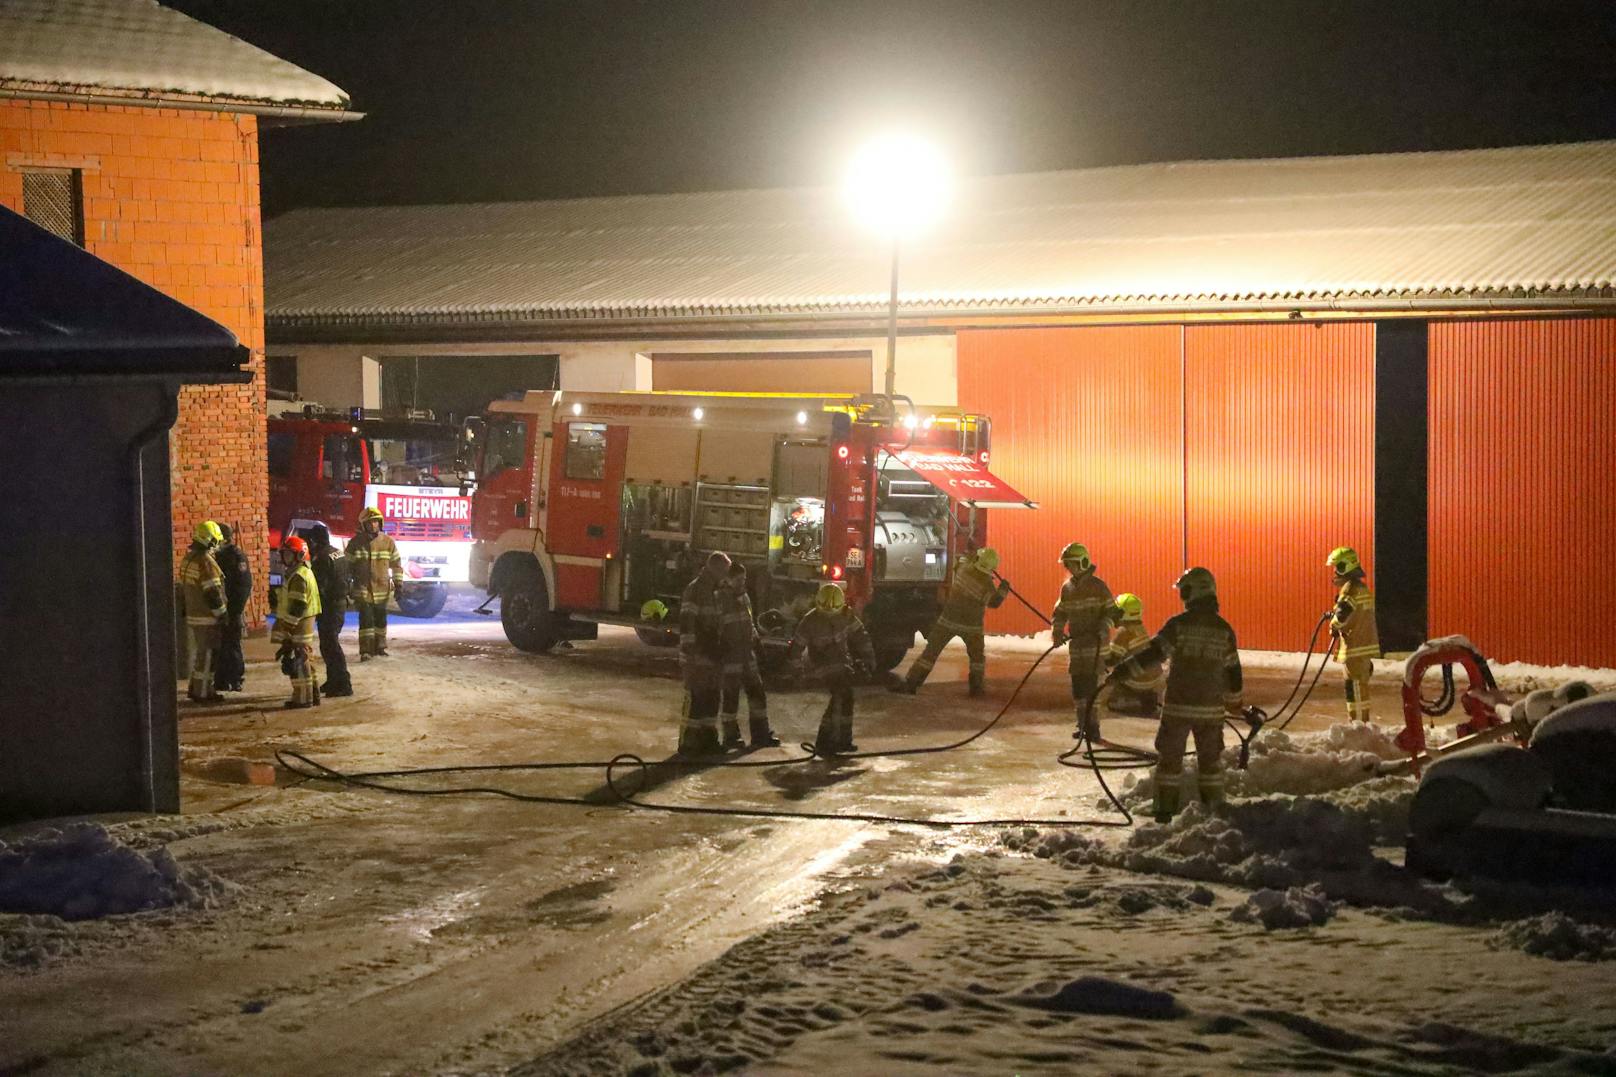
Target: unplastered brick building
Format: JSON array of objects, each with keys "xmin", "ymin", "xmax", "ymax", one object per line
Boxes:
[{"xmin": 0, "ymin": 0, "xmax": 357, "ymax": 626}]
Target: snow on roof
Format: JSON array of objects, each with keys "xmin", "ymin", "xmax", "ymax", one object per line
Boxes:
[
  {"xmin": 265, "ymin": 140, "xmax": 1616, "ymax": 334},
  {"xmin": 0, "ymin": 0, "xmax": 351, "ymax": 114}
]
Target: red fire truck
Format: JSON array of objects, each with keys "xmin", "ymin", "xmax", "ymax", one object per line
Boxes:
[
  {"xmin": 467, "ymin": 391, "xmax": 1034, "ymax": 668},
  {"xmin": 268, "ymin": 405, "xmax": 474, "ymax": 618}
]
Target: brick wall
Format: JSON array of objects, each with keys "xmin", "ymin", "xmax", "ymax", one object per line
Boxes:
[{"xmin": 0, "ymin": 100, "xmax": 269, "ymax": 626}]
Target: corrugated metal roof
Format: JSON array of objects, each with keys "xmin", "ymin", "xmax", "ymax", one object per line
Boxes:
[
  {"xmin": 0, "ymin": 0, "xmax": 350, "ymax": 113},
  {"xmin": 266, "ymin": 141, "xmax": 1616, "ymax": 332}
]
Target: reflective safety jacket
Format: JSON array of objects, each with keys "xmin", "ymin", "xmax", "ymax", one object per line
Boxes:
[
  {"xmin": 679, "ymin": 572, "xmax": 728, "ymax": 679},
  {"xmin": 272, "ymin": 562, "xmax": 322, "ymax": 646},
  {"xmin": 1331, "ymin": 576, "xmax": 1381, "ymax": 662},
  {"xmin": 178, "ymin": 544, "xmax": 226, "ymax": 627},
  {"xmin": 345, "ymin": 530, "xmax": 402, "ymax": 603},
  {"xmin": 1052, "ymin": 570, "xmax": 1117, "ymax": 669},
  {"xmin": 1133, "ymin": 601, "xmax": 1243, "ymax": 723},
  {"xmin": 1104, "ymin": 619, "xmax": 1164, "ymax": 693},
  {"xmin": 788, "ymin": 607, "xmax": 875, "ymax": 677},
  {"xmin": 935, "ymin": 559, "xmax": 1010, "ymax": 635}
]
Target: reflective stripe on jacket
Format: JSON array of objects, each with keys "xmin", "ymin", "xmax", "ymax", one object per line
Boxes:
[
  {"xmin": 1137, "ymin": 604, "xmax": 1242, "ymax": 723},
  {"xmin": 179, "ymin": 546, "xmax": 226, "ymax": 626},
  {"xmin": 788, "ymin": 607, "xmax": 875, "ymax": 674},
  {"xmin": 1105, "ymin": 620, "xmax": 1164, "ymax": 692},
  {"xmin": 679, "ymin": 573, "xmax": 727, "ymax": 676},
  {"xmin": 935, "ymin": 560, "xmax": 1006, "ymax": 634},
  {"xmin": 272, "ymin": 563, "xmax": 321, "ymax": 645},
  {"xmin": 345, "ymin": 531, "xmax": 403, "ymax": 601},
  {"xmin": 1331, "ymin": 578, "xmax": 1381, "ymax": 662}
]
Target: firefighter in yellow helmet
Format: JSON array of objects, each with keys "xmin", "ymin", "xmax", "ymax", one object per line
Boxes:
[
  {"xmin": 1326, "ymin": 546, "xmax": 1380, "ymax": 723},
  {"xmin": 272, "ymin": 535, "xmax": 323, "ymax": 708},
  {"xmin": 893, "ymin": 547, "xmax": 1011, "ymax": 697},
  {"xmin": 178, "ymin": 520, "xmax": 227, "ymax": 702},
  {"xmin": 1051, "ymin": 542, "xmax": 1120, "ymax": 741},
  {"xmin": 677, "ymin": 551, "xmax": 732, "ymax": 755},
  {"xmin": 1103, "ymin": 592, "xmax": 1164, "ymax": 717},
  {"xmin": 1112, "ymin": 567, "xmax": 1244, "ymax": 821},
  {"xmin": 788, "ymin": 582, "xmax": 876, "ymax": 756},
  {"xmin": 345, "ymin": 505, "xmax": 403, "ymax": 659}
]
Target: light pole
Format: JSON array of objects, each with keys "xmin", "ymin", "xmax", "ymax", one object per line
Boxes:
[{"xmin": 843, "ymin": 133, "xmax": 950, "ymax": 403}]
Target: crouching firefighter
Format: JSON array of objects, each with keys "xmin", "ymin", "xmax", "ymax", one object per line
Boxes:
[
  {"xmin": 789, "ymin": 583, "xmax": 876, "ymax": 756},
  {"xmin": 676, "ymin": 551, "xmax": 732, "ymax": 755},
  {"xmin": 1112, "ymin": 567, "xmax": 1243, "ymax": 822},
  {"xmin": 719, "ymin": 561, "xmax": 780, "ymax": 749},
  {"xmin": 272, "ymin": 536, "xmax": 322, "ymax": 709},
  {"xmin": 1052, "ymin": 542, "xmax": 1120, "ymax": 742},
  {"xmin": 1326, "ymin": 545, "xmax": 1380, "ymax": 724},
  {"xmin": 1103, "ymin": 592, "xmax": 1164, "ymax": 717},
  {"xmin": 892, "ymin": 547, "xmax": 1010, "ymax": 697}
]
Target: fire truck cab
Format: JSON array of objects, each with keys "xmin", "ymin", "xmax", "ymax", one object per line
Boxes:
[
  {"xmin": 468, "ymin": 391, "xmax": 1033, "ymax": 669},
  {"xmin": 268, "ymin": 405, "xmax": 474, "ymax": 619}
]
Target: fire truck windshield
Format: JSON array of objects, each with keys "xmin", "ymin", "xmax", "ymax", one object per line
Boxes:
[{"xmin": 366, "ymin": 435, "xmax": 466, "ymax": 487}]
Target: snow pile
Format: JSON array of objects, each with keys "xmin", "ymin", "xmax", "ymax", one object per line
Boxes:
[
  {"xmin": 0, "ymin": 824, "xmax": 235, "ymax": 922},
  {"xmin": 1229, "ymin": 884, "xmax": 1335, "ymax": 929},
  {"xmin": 1490, "ymin": 913, "xmax": 1616, "ymax": 962}
]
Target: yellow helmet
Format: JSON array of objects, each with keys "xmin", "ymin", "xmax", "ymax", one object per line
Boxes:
[
  {"xmin": 1326, "ymin": 546, "xmax": 1361, "ymax": 578},
  {"xmin": 359, "ymin": 506, "xmax": 385, "ymax": 525},
  {"xmin": 192, "ymin": 520, "xmax": 223, "ymax": 547},
  {"xmin": 1059, "ymin": 542, "xmax": 1091, "ymax": 571},
  {"xmin": 1115, "ymin": 592, "xmax": 1143, "ymax": 621},
  {"xmin": 814, "ymin": 583, "xmax": 847, "ymax": 612},
  {"xmin": 640, "ymin": 599, "xmax": 669, "ymax": 621},
  {"xmin": 1174, "ymin": 566, "xmax": 1217, "ymax": 604},
  {"xmin": 972, "ymin": 547, "xmax": 1000, "ymax": 574}
]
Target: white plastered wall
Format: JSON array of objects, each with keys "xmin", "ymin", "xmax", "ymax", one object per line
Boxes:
[{"xmin": 274, "ymin": 332, "xmax": 958, "ymax": 410}]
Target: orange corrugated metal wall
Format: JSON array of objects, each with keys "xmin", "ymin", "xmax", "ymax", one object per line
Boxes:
[
  {"xmin": 1183, "ymin": 324, "xmax": 1376, "ymax": 651},
  {"xmin": 956, "ymin": 327, "xmax": 1184, "ymax": 635},
  {"xmin": 1429, "ymin": 319, "xmax": 1616, "ymax": 666}
]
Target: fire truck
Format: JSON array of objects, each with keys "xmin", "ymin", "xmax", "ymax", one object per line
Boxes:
[
  {"xmin": 267, "ymin": 405, "xmax": 474, "ymax": 618},
  {"xmin": 467, "ymin": 391, "xmax": 1034, "ymax": 669}
]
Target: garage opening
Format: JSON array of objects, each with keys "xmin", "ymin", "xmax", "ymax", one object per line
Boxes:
[
  {"xmin": 650, "ymin": 351, "xmax": 872, "ymax": 394},
  {"xmin": 381, "ymin": 354, "xmax": 559, "ymax": 419}
]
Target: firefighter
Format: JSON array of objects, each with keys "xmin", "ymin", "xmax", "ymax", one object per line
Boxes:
[
  {"xmin": 346, "ymin": 506, "xmax": 403, "ymax": 659},
  {"xmin": 1326, "ymin": 546, "xmax": 1380, "ymax": 723},
  {"xmin": 1051, "ymin": 542, "xmax": 1120, "ymax": 741},
  {"xmin": 719, "ymin": 561, "xmax": 780, "ymax": 749},
  {"xmin": 677, "ymin": 551, "xmax": 732, "ymax": 755},
  {"xmin": 272, "ymin": 536, "xmax": 323, "ymax": 709},
  {"xmin": 179, "ymin": 520, "xmax": 228, "ymax": 703},
  {"xmin": 1113, "ymin": 567, "xmax": 1244, "ymax": 821},
  {"xmin": 305, "ymin": 524, "xmax": 353, "ymax": 697},
  {"xmin": 211, "ymin": 523, "xmax": 252, "ymax": 693},
  {"xmin": 892, "ymin": 547, "xmax": 1011, "ymax": 697},
  {"xmin": 788, "ymin": 583, "xmax": 877, "ymax": 756},
  {"xmin": 1103, "ymin": 592, "xmax": 1164, "ymax": 717}
]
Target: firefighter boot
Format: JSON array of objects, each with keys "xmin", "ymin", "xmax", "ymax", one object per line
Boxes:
[
  {"xmin": 837, "ymin": 696, "xmax": 858, "ymax": 754},
  {"xmin": 721, "ymin": 716, "xmax": 745, "ymax": 751},
  {"xmin": 1073, "ymin": 699, "xmax": 1103, "ymax": 743},
  {"xmin": 1153, "ymin": 774, "xmax": 1181, "ymax": 823},
  {"xmin": 1198, "ymin": 771, "xmax": 1226, "ymax": 812},
  {"xmin": 968, "ymin": 669, "xmax": 985, "ymax": 698},
  {"xmin": 748, "ymin": 714, "xmax": 781, "ymax": 748},
  {"xmin": 813, "ymin": 701, "xmax": 840, "ymax": 756}
]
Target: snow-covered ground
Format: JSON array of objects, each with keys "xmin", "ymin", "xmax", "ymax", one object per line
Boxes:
[{"xmin": 3, "ymin": 618, "xmax": 1614, "ymax": 1074}]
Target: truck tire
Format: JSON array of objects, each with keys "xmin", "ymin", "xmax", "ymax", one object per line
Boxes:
[
  {"xmin": 394, "ymin": 581, "xmax": 448, "ymax": 619},
  {"xmin": 501, "ymin": 562, "xmax": 557, "ymax": 653}
]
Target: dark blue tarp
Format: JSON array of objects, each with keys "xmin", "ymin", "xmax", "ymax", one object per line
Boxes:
[{"xmin": 0, "ymin": 204, "xmax": 247, "ymax": 377}]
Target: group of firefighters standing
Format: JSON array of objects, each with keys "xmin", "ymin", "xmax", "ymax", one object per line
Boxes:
[
  {"xmin": 176, "ymin": 507, "xmax": 406, "ymax": 709},
  {"xmin": 672, "ymin": 538, "xmax": 1379, "ymax": 823}
]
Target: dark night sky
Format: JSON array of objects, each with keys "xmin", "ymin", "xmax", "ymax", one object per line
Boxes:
[{"xmin": 168, "ymin": 0, "xmax": 1616, "ymax": 219}]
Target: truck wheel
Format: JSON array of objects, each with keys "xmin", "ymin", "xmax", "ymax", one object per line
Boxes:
[
  {"xmin": 501, "ymin": 563, "xmax": 557, "ymax": 653},
  {"xmin": 394, "ymin": 582, "xmax": 448, "ymax": 619}
]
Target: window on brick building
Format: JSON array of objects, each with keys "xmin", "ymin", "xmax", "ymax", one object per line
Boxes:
[
  {"xmin": 266, "ymin": 356, "xmax": 299, "ymax": 397},
  {"xmin": 21, "ymin": 169, "xmax": 85, "ymax": 246}
]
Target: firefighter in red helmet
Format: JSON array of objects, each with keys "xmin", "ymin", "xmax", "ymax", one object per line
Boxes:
[{"xmin": 273, "ymin": 536, "xmax": 323, "ymax": 709}]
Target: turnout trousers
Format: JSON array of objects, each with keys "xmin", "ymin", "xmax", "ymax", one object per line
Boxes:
[
  {"xmin": 679, "ymin": 665, "xmax": 723, "ymax": 755},
  {"xmin": 213, "ymin": 614, "xmax": 245, "ymax": 692},
  {"xmin": 317, "ymin": 610, "xmax": 352, "ymax": 693},
  {"xmin": 1152, "ymin": 716, "xmax": 1226, "ymax": 820},
  {"xmin": 903, "ymin": 624, "xmax": 986, "ymax": 693},
  {"xmin": 284, "ymin": 643, "xmax": 321, "ymax": 708},
  {"xmin": 1342, "ymin": 656, "xmax": 1374, "ymax": 723},
  {"xmin": 720, "ymin": 658, "xmax": 773, "ymax": 746},
  {"xmin": 356, "ymin": 598, "xmax": 390, "ymax": 657},
  {"xmin": 812, "ymin": 667, "xmax": 857, "ymax": 755},
  {"xmin": 187, "ymin": 623, "xmax": 221, "ymax": 702}
]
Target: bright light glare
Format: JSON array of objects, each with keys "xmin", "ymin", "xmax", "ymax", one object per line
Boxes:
[
  {"xmin": 795, "ymin": 410, "xmax": 808, "ymax": 425},
  {"xmin": 843, "ymin": 133, "xmax": 950, "ymax": 237},
  {"xmin": 692, "ymin": 407, "xmax": 705, "ymax": 421},
  {"xmin": 902, "ymin": 414, "xmax": 919, "ymax": 429},
  {"xmin": 571, "ymin": 402, "xmax": 582, "ymax": 416}
]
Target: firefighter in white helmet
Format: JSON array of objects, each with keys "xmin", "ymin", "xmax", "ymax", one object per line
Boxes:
[
  {"xmin": 1113, "ymin": 567, "xmax": 1244, "ymax": 821},
  {"xmin": 346, "ymin": 506, "xmax": 403, "ymax": 659},
  {"xmin": 789, "ymin": 582, "xmax": 876, "ymax": 756},
  {"xmin": 676, "ymin": 551, "xmax": 732, "ymax": 755},
  {"xmin": 178, "ymin": 520, "xmax": 227, "ymax": 703},
  {"xmin": 892, "ymin": 547, "xmax": 1010, "ymax": 697},
  {"xmin": 1103, "ymin": 592, "xmax": 1164, "ymax": 716},
  {"xmin": 1051, "ymin": 542, "xmax": 1120, "ymax": 741},
  {"xmin": 1326, "ymin": 546, "xmax": 1380, "ymax": 723}
]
